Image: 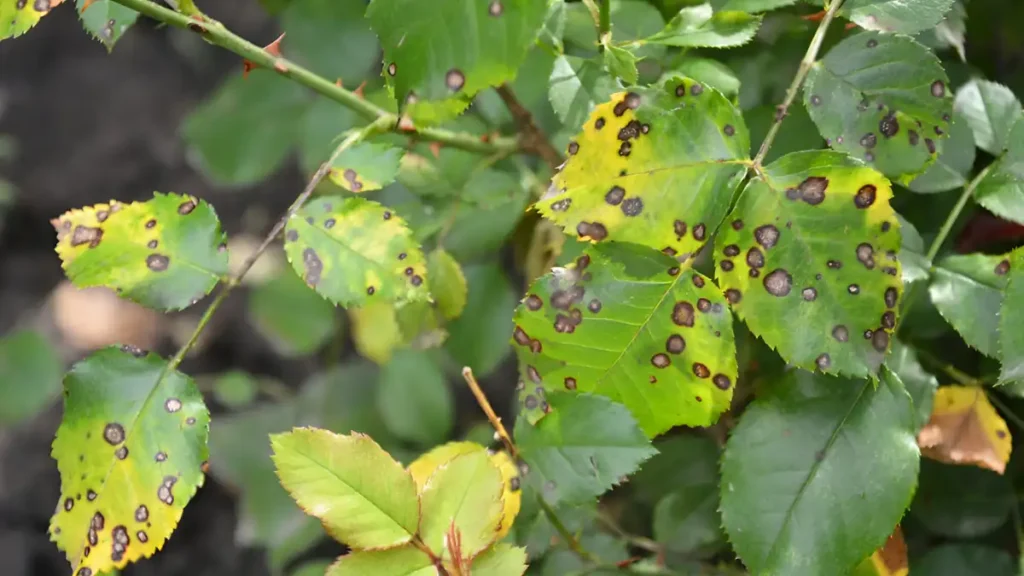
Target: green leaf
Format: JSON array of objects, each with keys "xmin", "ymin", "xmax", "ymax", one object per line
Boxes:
[
  {"xmin": 549, "ymin": 55, "xmax": 620, "ymax": 132},
  {"xmin": 653, "ymin": 482, "xmax": 723, "ymax": 556},
  {"xmin": 327, "ymin": 545, "xmax": 434, "ymax": 576},
  {"xmin": 718, "ymin": 0, "xmax": 797, "ymax": 11},
  {"xmin": 564, "ymin": 0, "xmax": 664, "ymax": 57},
  {"xmin": 211, "ymin": 371, "xmax": 258, "ymax": 409},
  {"xmin": 909, "ymin": 459, "xmax": 1013, "ymax": 538},
  {"xmin": 644, "ymin": 3, "xmax": 761, "ymax": 48},
  {"xmin": 631, "ymin": 435, "xmax": 719, "ymax": 506},
  {"xmin": 885, "ymin": 340, "xmax": 938, "ymax": 431},
  {"xmin": 54, "ymin": 192, "xmax": 229, "ymax": 312},
  {"xmin": 538, "ymin": 76, "xmax": 749, "ymax": 257},
  {"xmin": 271, "ymin": 428, "xmax": 420, "ymax": 549},
  {"xmin": 911, "ymin": 544, "xmax": 1016, "ymax": 576},
  {"xmin": 249, "ymin": 271, "xmax": 337, "ymax": 356},
  {"xmin": 896, "ymin": 214, "xmax": 929, "ymax": 286},
  {"xmin": 419, "ymin": 450, "xmax": 504, "ymax": 559},
  {"xmin": 929, "ymin": 253, "xmax": 1011, "ymax": 357},
  {"xmin": 515, "ymin": 392, "xmax": 658, "ymax": 506},
  {"xmin": 953, "ymin": 79, "xmax": 1022, "ymax": 155},
  {"xmin": 445, "ymin": 262, "xmax": 516, "ymax": 377},
  {"xmin": 436, "ymin": 168, "xmax": 531, "ymax": 261},
  {"xmin": 329, "ymin": 141, "xmax": 405, "ymax": 193},
  {"xmin": 49, "ymin": 346, "xmax": 210, "ymax": 575},
  {"xmin": 715, "ymin": 151, "xmax": 903, "ymax": 377},
  {"xmin": 0, "ymin": 0, "xmax": 61, "ymax": 40},
  {"xmin": 426, "ymin": 249, "xmax": 467, "ymax": 321},
  {"xmin": 470, "ymin": 543, "xmax": 528, "ymax": 575},
  {"xmin": 720, "ymin": 369, "xmax": 919, "ymax": 576},
  {"xmin": 75, "ymin": 0, "xmax": 138, "ymax": 49},
  {"xmin": 811, "ymin": 0, "xmax": 956, "ymax": 34},
  {"xmin": 283, "ymin": 196, "xmax": 429, "ymax": 307},
  {"xmin": 280, "ymin": 0, "xmax": 379, "ymax": 83},
  {"xmin": 669, "ymin": 57, "xmax": 740, "ymax": 98},
  {"xmin": 293, "ymin": 559, "xmax": 334, "ymax": 576},
  {"xmin": 514, "ymin": 243, "xmax": 739, "ymax": 435},
  {"xmin": 366, "ymin": 0, "xmax": 549, "ymax": 125},
  {"xmin": 603, "ymin": 43, "xmax": 639, "ymax": 86},
  {"xmin": 999, "ymin": 248, "xmax": 1024, "ymax": 385},
  {"xmin": 350, "ymin": 301, "xmax": 403, "ymax": 364},
  {"xmin": 0, "ymin": 330, "xmax": 61, "ymax": 425},
  {"xmin": 182, "ymin": 73, "xmax": 307, "ymax": 186},
  {"xmin": 378, "ymin": 349, "xmax": 453, "ymax": 446},
  {"xmin": 803, "ymin": 31, "xmax": 952, "ymax": 183},
  {"xmin": 974, "ymin": 115, "xmax": 1024, "ymax": 224},
  {"xmin": 908, "ymin": 114, "xmax": 976, "ymax": 193}
]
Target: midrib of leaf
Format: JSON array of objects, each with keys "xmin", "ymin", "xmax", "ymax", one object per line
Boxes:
[
  {"xmin": 298, "ymin": 216, "xmax": 399, "ymax": 273},
  {"xmin": 762, "ymin": 380, "xmax": 870, "ymax": 568},
  {"xmin": 934, "ymin": 266, "xmax": 1004, "ymax": 291}
]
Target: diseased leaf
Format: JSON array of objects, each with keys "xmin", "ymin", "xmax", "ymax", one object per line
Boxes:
[
  {"xmin": 329, "ymin": 141, "xmax": 404, "ymax": 193},
  {"xmin": 998, "ymin": 248, "xmax": 1024, "ymax": 385},
  {"xmin": 0, "ymin": 0, "xmax": 63, "ymax": 41},
  {"xmin": 284, "ymin": 196, "xmax": 428, "ymax": 307},
  {"xmin": 53, "ymin": 193, "xmax": 228, "ymax": 312},
  {"xmin": 75, "ymin": 0, "xmax": 137, "ymax": 49},
  {"xmin": 643, "ymin": 3, "xmax": 761, "ymax": 49},
  {"xmin": 911, "ymin": 544, "xmax": 1016, "ymax": 576},
  {"xmin": 366, "ymin": 0, "xmax": 549, "ymax": 125},
  {"xmin": 908, "ymin": 114, "xmax": 976, "ymax": 194},
  {"xmin": 803, "ymin": 31, "xmax": 952, "ymax": 183},
  {"xmin": 929, "ymin": 253, "xmax": 1011, "ymax": 357},
  {"xmin": 549, "ymin": 55, "xmax": 621, "ymax": 132},
  {"xmin": 538, "ymin": 76, "xmax": 749, "ymax": 258},
  {"xmin": 326, "ymin": 545, "xmax": 434, "ymax": 576},
  {"xmin": 426, "ymin": 249, "xmax": 467, "ymax": 321},
  {"xmin": 49, "ymin": 346, "xmax": 210, "ymax": 575},
  {"xmin": 886, "ymin": 340, "xmax": 938, "ymax": 431},
  {"xmin": 249, "ymin": 271, "xmax": 337, "ymax": 356},
  {"xmin": 378, "ymin": 349, "xmax": 453, "ymax": 446},
  {"xmin": 670, "ymin": 57, "xmax": 740, "ymax": 97},
  {"xmin": 271, "ymin": 428, "xmax": 420, "ymax": 550},
  {"xmin": 515, "ymin": 392, "xmax": 658, "ymax": 506},
  {"xmin": 953, "ymin": 79, "xmax": 1022, "ymax": 155},
  {"xmin": 720, "ymin": 369, "xmax": 919, "ymax": 576},
  {"xmin": 909, "ymin": 459, "xmax": 1013, "ymax": 538},
  {"xmin": 714, "ymin": 151, "xmax": 902, "ymax": 377},
  {"xmin": 810, "ymin": 0, "xmax": 956, "ymax": 34},
  {"xmin": 513, "ymin": 243, "xmax": 738, "ymax": 435},
  {"xmin": 852, "ymin": 526, "xmax": 908, "ymax": 576},
  {"xmin": 469, "ymin": 543, "xmax": 528, "ymax": 576},
  {"xmin": 917, "ymin": 385, "xmax": 1012, "ymax": 474},
  {"xmin": 0, "ymin": 330, "xmax": 61, "ymax": 425},
  {"xmin": 974, "ymin": 115, "xmax": 1024, "ymax": 224},
  {"xmin": 419, "ymin": 450, "xmax": 504, "ymax": 560},
  {"xmin": 603, "ymin": 43, "xmax": 639, "ymax": 86}
]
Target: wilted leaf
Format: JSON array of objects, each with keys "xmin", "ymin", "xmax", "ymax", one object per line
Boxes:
[
  {"xmin": 329, "ymin": 141, "xmax": 404, "ymax": 193},
  {"xmin": 908, "ymin": 114, "xmax": 976, "ymax": 194},
  {"xmin": 803, "ymin": 31, "xmax": 952, "ymax": 183},
  {"xmin": 720, "ymin": 369, "xmax": 919, "ymax": 576},
  {"xmin": 75, "ymin": 0, "xmax": 137, "ymax": 49},
  {"xmin": 852, "ymin": 526, "xmax": 907, "ymax": 576},
  {"xmin": 929, "ymin": 253, "xmax": 1011, "ymax": 357},
  {"xmin": 0, "ymin": 330, "xmax": 61, "ymax": 425},
  {"xmin": 271, "ymin": 428, "xmax": 420, "ymax": 549},
  {"xmin": 953, "ymin": 79, "xmax": 1022, "ymax": 155},
  {"xmin": 327, "ymin": 545, "xmax": 433, "ymax": 576},
  {"xmin": 515, "ymin": 392, "xmax": 657, "ymax": 506},
  {"xmin": 53, "ymin": 193, "xmax": 228, "ymax": 311},
  {"xmin": 715, "ymin": 151, "xmax": 902, "ymax": 377},
  {"xmin": 548, "ymin": 55, "xmax": 620, "ymax": 132},
  {"xmin": 974, "ymin": 115, "xmax": 1024, "ymax": 224},
  {"xmin": 643, "ymin": 3, "xmax": 761, "ymax": 49},
  {"xmin": 419, "ymin": 450, "xmax": 504, "ymax": 560},
  {"xmin": 539, "ymin": 76, "xmax": 749, "ymax": 258},
  {"xmin": 917, "ymin": 386, "xmax": 1012, "ymax": 474},
  {"xmin": 998, "ymin": 248, "xmax": 1024, "ymax": 385},
  {"xmin": 249, "ymin": 271, "xmax": 337, "ymax": 356},
  {"xmin": 284, "ymin": 196, "xmax": 428, "ymax": 307},
  {"xmin": 426, "ymin": 249, "xmax": 467, "ymax": 320},
  {"xmin": 49, "ymin": 346, "xmax": 210, "ymax": 575},
  {"xmin": 378, "ymin": 349, "xmax": 453, "ymax": 446},
  {"xmin": 0, "ymin": 0, "xmax": 64, "ymax": 41}
]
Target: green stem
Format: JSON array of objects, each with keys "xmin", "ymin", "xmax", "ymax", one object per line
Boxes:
[
  {"xmin": 109, "ymin": 0, "xmax": 518, "ymax": 156},
  {"xmin": 537, "ymin": 495, "xmax": 601, "ymax": 565},
  {"xmin": 924, "ymin": 162, "xmax": 997, "ymax": 263},
  {"xmin": 598, "ymin": 0, "xmax": 611, "ymax": 44},
  {"xmin": 752, "ymin": 0, "xmax": 844, "ymax": 167}
]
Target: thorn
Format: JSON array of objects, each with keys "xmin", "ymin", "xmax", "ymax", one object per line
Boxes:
[
  {"xmin": 398, "ymin": 115, "xmax": 416, "ymax": 132},
  {"xmin": 243, "ymin": 33, "xmax": 286, "ymax": 79},
  {"xmin": 429, "ymin": 142, "xmax": 442, "ymax": 158},
  {"xmin": 481, "ymin": 133, "xmax": 492, "ymax": 143},
  {"xmin": 353, "ymin": 80, "xmax": 367, "ymax": 99},
  {"xmin": 335, "ymin": 78, "xmax": 344, "ymax": 88}
]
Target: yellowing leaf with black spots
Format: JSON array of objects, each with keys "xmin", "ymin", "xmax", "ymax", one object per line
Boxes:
[
  {"xmin": 419, "ymin": 450, "xmax": 505, "ymax": 561},
  {"xmin": 539, "ymin": 76, "xmax": 749, "ymax": 258},
  {"xmin": 53, "ymin": 193, "xmax": 228, "ymax": 312},
  {"xmin": 366, "ymin": 0, "xmax": 549, "ymax": 125},
  {"xmin": 715, "ymin": 151, "xmax": 901, "ymax": 378},
  {"xmin": 328, "ymin": 141, "xmax": 404, "ymax": 193},
  {"xmin": 49, "ymin": 346, "xmax": 210, "ymax": 576},
  {"xmin": 427, "ymin": 249, "xmax": 467, "ymax": 320},
  {"xmin": 284, "ymin": 196, "xmax": 428, "ymax": 307},
  {"xmin": 326, "ymin": 544, "xmax": 434, "ymax": 576},
  {"xmin": 804, "ymin": 31, "xmax": 952, "ymax": 184},
  {"xmin": 271, "ymin": 428, "xmax": 420, "ymax": 549},
  {"xmin": 917, "ymin": 386, "xmax": 1012, "ymax": 474},
  {"xmin": 513, "ymin": 243, "xmax": 738, "ymax": 437},
  {"xmin": 0, "ymin": 0, "xmax": 63, "ymax": 41}
]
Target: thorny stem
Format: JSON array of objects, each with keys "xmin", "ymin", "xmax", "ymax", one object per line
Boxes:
[
  {"xmin": 495, "ymin": 84, "xmax": 564, "ymax": 172},
  {"xmin": 109, "ymin": 0, "xmax": 518, "ymax": 157},
  {"xmin": 461, "ymin": 367, "xmax": 519, "ymax": 459},
  {"xmin": 752, "ymin": 0, "xmax": 844, "ymax": 167}
]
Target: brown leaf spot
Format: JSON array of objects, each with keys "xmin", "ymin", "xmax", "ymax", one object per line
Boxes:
[
  {"xmin": 666, "ymin": 334, "xmax": 685, "ymax": 354},
  {"xmin": 832, "ymin": 325, "xmax": 849, "ymax": 342},
  {"xmin": 726, "ymin": 289, "xmax": 742, "ymax": 304},
  {"xmin": 488, "ymin": 0, "xmax": 503, "ymax": 16},
  {"xmin": 302, "ymin": 248, "xmax": 323, "ymax": 286},
  {"xmin": 798, "ymin": 177, "xmax": 828, "ymax": 205},
  {"xmin": 746, "ymin": 247, "xmax": 764, "ymax": 268},
  {"xmin": 754, "ymin": 224, "xmax": 780, "ymax": 249},
  {"xmin": 872, "ymin": 329, "xmax": 889, "ymax": 352},
  {"xmin": 854, "ymin": 184, "xmax": 877, "ymax": 208},
  {"xmin": 165, "ymin": 398, "xmax": 182, "ymax": 413},
  {"xmin": 621, "ymin": 197, "xmax": 643, "ymax": 216},
  {"xmin": 525, "ymin": 294, "xmax": 543, "ymax": 311},
  {"xmin": 995, "ymin": 259, "xmax": 1010, "ymax": 275},
  {"xmin": 692, "ymin": 363, "xmax": 710, "ymax": 378},
  {"xmin": 885, "ymin": 287, "xmax": 898, "ymax": 308},
  {"xmin": 816, "ymin": 354, "xmax": 831, "ymax": 370},
  {"xmin": 930, "ymin": 80, "xmax": 945, "ymax": 98},
  {"xmin": 763, "ymin": 269, "xmax": 792, "ymax": 297},
  {"xmin": 564, "ymin": 377, "xmax": 576, "ymax": 390},
  {"xmin": 576, "ymin": 222, "xmax": 608, "ymax": 241},
  {"xmin": 651, "ymin": 353, "xmax": 671, "ymax": 368},
  {"xmin": 103, "ymin": 423, "xmax": 125, "ymax": 445},
  {"xmin": 146, "ymin": 254, "xmax": 170, "ymax": 272},
  {"xmin": 712, "ymin": 374, "xmax": 731, "ymax": 390},
  {"xmin": 71, "ymin": 225, "xmax": 104, "ymax": 248},
  {"xmin": 178, "ymin": 199, "xmax": 197, "ymax": 215},
  {"xmin": 672, "ymin": 301, "xmax": 695, "ymax": 327}
]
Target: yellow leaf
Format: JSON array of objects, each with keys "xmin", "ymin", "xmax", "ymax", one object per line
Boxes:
[
  {"xmin": 854, "ymin": 525, "xmax": 908, "ymax": 576},
  {"xmin": 917, "ymin": 386, "xmax": 1012, "ymax": 474},
  {"xmin": 349, "ymin": 301, "xmax": 401, "ymax": 364},
  {"xmin": 1, "ymin": 0, "xmax": 64, "ymax": 41}
]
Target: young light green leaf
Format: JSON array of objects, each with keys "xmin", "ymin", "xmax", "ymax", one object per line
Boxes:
[
  {"xmin": 49, "ymin": 346, "xmax": 210, "ymax": 575},
  {"xmin": 327, "ymin": 545, "xmax": 434, "ymax": 576},
  {"xmin": 470, "ymin": 543, "xmax": 528, "ymax": 575},
  {"xmin": 515, "ymin": 392, "xmax": 658, "ymax": 506},
  {"xmin": 720, "ymin": 369, "xmax": 919, "ymax": 576},
  {"xmin": 643, "ymin": 3, "xmax": 761, "ymax": 49},
  {"xmin": 929, "ymin": 253, "xmax": 1011, "ymax": 357},
  {"xmin": 998, "ymin": 248, "xmax": 1024, "ymax": 385},
  {"xmin": 0, "ymin": 330, "xmax": 61, "ymax": 425},
  {"xmin": 366, "ymin": 0, "xmax": 549, "ymax": 125},
  {"xmin": 549, "ymin": 55, "xmax": 620, "ymax": 131},
  {"xmin": 514, "ymin": 243, "xmax": 739, "ymax": 436},
  {"xmin": 75, "ymin": 0, "xmax": 137, "ymax": 49},
  {"xmin": 283, "ymin": 196, "xmax": 428, "ymax": 307},
  {"xmin": 538, "ymin": 76, "xmax": 749, "ymax": 257},
  {"xmin": 419, "ymin": 450, "xmax": 504, "ymax": 559},
  {"xmin": 350, "ymin": 301, "xmax": 403, "ymax": 364},
  {"xmin": 715, "ymin": 151, "xmax": 902, "ymax": 377},
  {"xmin": 378, "ymin": 349, "xmax": 453, "ymax": 446},
  {"xmin": 953, "ymin": 79, "xmax": 1022, "ymax": 155},
  {"xmin": 53, "ymin": 192, "xmax": 228, "ymax": 311},
  {"xmin": 426, "ymin": 249, "xmax": 467, "ymax": 321},
  {"xmin": 329, "ymin": 141, "xmax": 404, "ymax": 193},
  {"xmin": 249, "ymin": 271, "xmax": 337, "ymax": 356},
  {"xmin": 908, "ymin": 114, "xmax": 976, "ymax": 193},
  {"xmin": 912, "ymin": 544, "xmax": 1016, "ymax": 576},
  {"xmin": 602, "ymin": 43, "xmax": 639, "ymax": 86},
  {"xmin": 445, "ymin": 262, "xmax": 516, "ymax": 377},
  {"xmin": 271, "ymin": 428, "xmax": 420, "ymax": 550},
  {"xmin": 885, "ymin": 340, "xmax": 938, "ymax": 431},
  {"xmin": 803, "ymin": 31, "xmax": 952, "ymax": 183},
  {"xmin": 669, "ymin": 57, "xmax": 740, "ymax": 98},
  {"xmin": 1, "ymin": 0, "xmax": 62, "ymax": 41},
  {"xmin": 974, "ymin": 115, "xmax": 1024, "ymax": 224},
  {"xmin": 809, "ymin": 0, "xmax": 956, "ymax": 34}
]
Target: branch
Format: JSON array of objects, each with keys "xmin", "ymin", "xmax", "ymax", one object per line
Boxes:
[
  {"xmin": 495, "ymin": 84, "xmax": 564, "ymax": 172},
  {"xmin": 598, "ymin": 0, "xmax": 611, "ymax": 45},
  {"xmin": 462, "ymin": 367, "xmax": 519, "ymax": 459},
  {"xmin": 752, "ymin": 0, "xmax": 844, "ymax": 167},
  {"xmin": 110, "ymin": 0, "xmax": 519, "ymax": 157}
]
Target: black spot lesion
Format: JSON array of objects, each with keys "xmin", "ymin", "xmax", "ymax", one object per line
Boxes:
[
  {"xmin": 70, "ymin": 225, "xmax": 104, "ymax": 248},
  {"xmin": 146, "ymin": 254, "xmax": 170, "ymax": 272},
  {"xmin": 797, "ymin": 177, "xmax": 827, "ymax": 205},
  {"xmin": 301, "ymin": 248, "xmax": 323, "ymax": 287}
]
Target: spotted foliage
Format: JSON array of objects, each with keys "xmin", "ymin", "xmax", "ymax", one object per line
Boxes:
[
  {"xmin": 366, "ymin": 0, "xmax": 548, "ymax": 125},
  {"xmin": 328, "ymin": 141, "xmax": 404, "ymax": 193},
  {"xmin": 539, "ymin": 77, "xmax": 749, "ymax": 258},
  {"xmin": 809, "ymin": 0, "xmax": 955, "ymax": 34},
  {"xmin": 804, "ymin": 31, "xmax": 952, "ymax": 184},
  {"xmin": 283, "ymin": 196, "xmax": 429, "ymax": 307},
  {"xmin": 53, "ymin": 192, "xmax": 229, "ymax": 312},
  {"xmin": 75, "ymin": 0, "xmax": 138, "ymax": 49},
  {"xmin": 49, "ymin": 347, "xmax": 210, "ymax": 576},
  {"xmin": 999, "ymin": 248, "xmax": 1024, "ymax": 385},
  {"xmin": 715, "ymin": 151, "xmax": 902, "ymax": 377},
  {"xmin": 929, "ymin": 253, "xmax": 1011, "ymax": 358},
  {"xmin": 0, "ymin": 0, "xmax": 63, "ymax": 40},
  {"xmin": 512, "ymin": 242, "xmax": 739, "ymax": 436}
]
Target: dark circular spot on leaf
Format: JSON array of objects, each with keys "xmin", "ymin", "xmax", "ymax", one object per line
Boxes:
[
  {"xmin": 763, "ymin": 269, "xmax": 792, "ymax": 297},
  {"xmin": 754, "ymin": 224, "xmax": 780, "ymax": 249}
]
